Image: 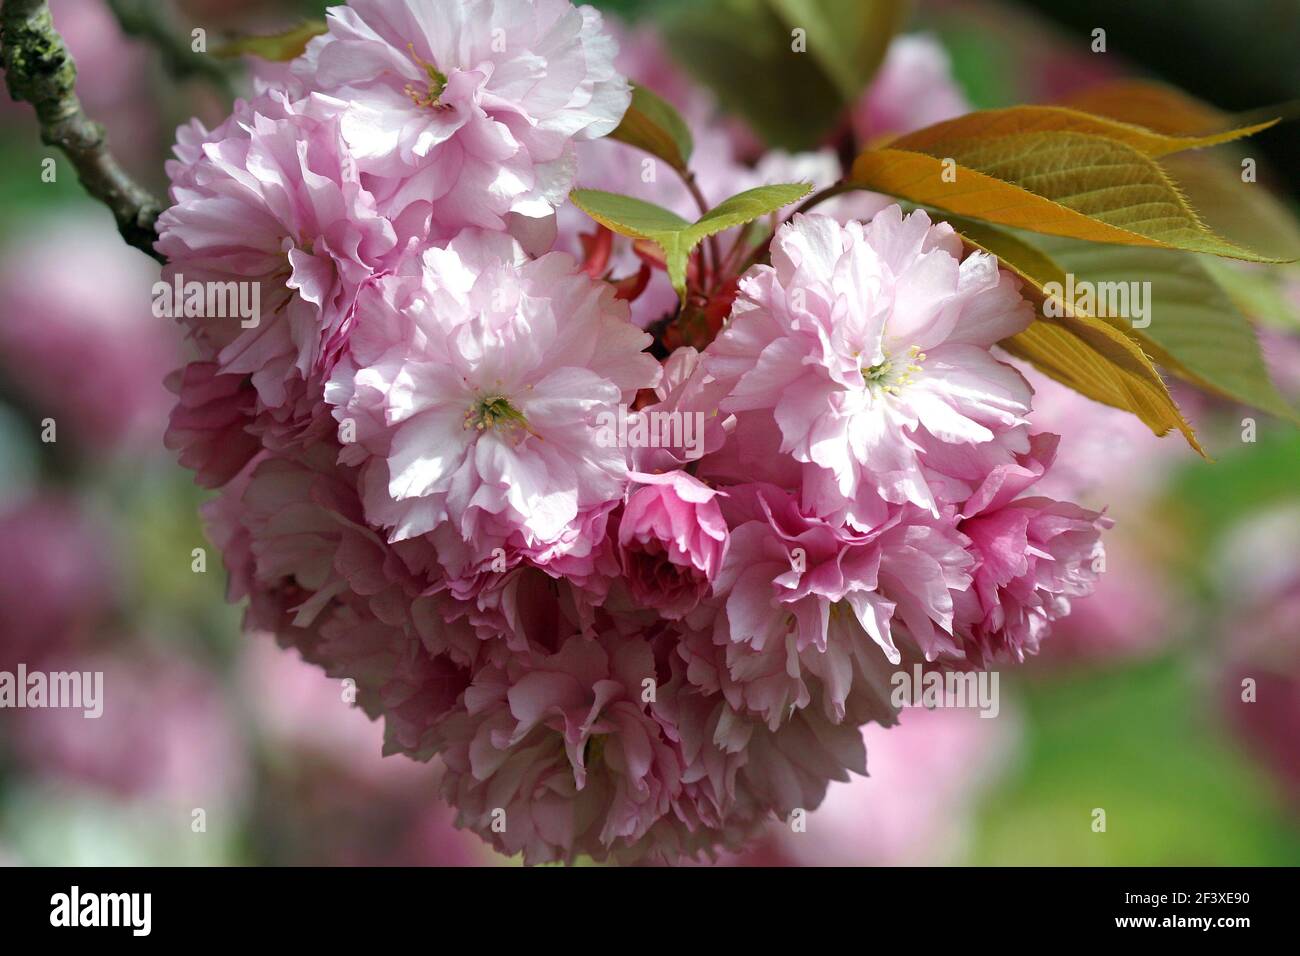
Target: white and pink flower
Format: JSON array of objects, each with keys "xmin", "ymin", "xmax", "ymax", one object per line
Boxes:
[
  {"xmin": 954, "ymin": 436, "xmax": 1111, "ymax": 663},
  {"xmin": 152, "ymin": 11, "xmax": 1119, "ymax": 866},
  {"xmin": 709, "ymin": 208, "xmax": 1035, "ymax": 528},
  {"xmin": 325, "ymin": 229, "xmax": 660, "ymax": 586},
  {"xmin": 158, "ymin": 91, "xmax": 398, "ymax": 412},
  {"xmin": 291, "ymin": 0, "xmax": 630, "ymax": 238},
  {"xmin": 618, "ymin": 470, "xmax": 728, "ymax": 619}
]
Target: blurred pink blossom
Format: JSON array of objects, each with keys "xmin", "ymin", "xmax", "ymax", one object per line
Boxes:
[
  {"xmin": 0, "ymin": 496, "xmax": 113, "ymax": 672},
  {"xmin": 1217, "ymin": 506, "xmax": 1300, "ymax": 806},
  {"xmin": 1017, "ymin": 366, "xmax": 1187, "ymax": 663},
  {"xmin": 12, "ymin": 650, "xmax": 248, "ymax": 810},
  {"xmin": 239, "ymin": 633, "xmax": 428, "ymax": 784},
  {"xmin": 766, "ymin": 705, "xmax": 1017, "ymax": 866},
  {"xmin": 0, "ymin": 215, "xmax": 174, "ymax": 454},
  {"xmin": 1260, "ymin": 326, "xmax": 1300, "ymax": 401},
  {"xmin": 852, "ymin": 34, "xmax": 970, "ymax": 144}
]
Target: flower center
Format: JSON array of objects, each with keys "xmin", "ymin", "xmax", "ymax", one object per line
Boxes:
[
  {"xmin": 404, "ymin": 43, "xmax": 450, "ymax": 109},
  {"xmin": 584, "ymin": 734, "xmax": 606, "ymax": 768},
  {"xmin": 861, "ymin": 345, "xmax": 926, "ymax": 396},
  {"xmin": 465, "ymin": 394, "xmax": 529, "ymax": 435}
]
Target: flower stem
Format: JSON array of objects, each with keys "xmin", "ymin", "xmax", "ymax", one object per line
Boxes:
[
  {"xmin": 682, "ymin": 169, "xmax": 722, "ymax": 291},
  {"xmin": 787, "ymin": 180, "xmax": 852, "ymax": 220}
]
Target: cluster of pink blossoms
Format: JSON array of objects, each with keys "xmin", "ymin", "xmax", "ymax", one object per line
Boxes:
[{"xmin": 162, "ymin": 0, "xmax": 1110, "ymax": 863}]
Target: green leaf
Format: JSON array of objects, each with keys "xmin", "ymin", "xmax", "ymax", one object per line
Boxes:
[
  {"xmin": 660, "ymin": 0, "xmax": 907, "ymax": 149},
  {"xmin": 570, "ymin": 182, "xmax": 812, "ymax": 297},
  {"xmin": 608, "ymin": 84, "xmax": 694, "ymax": 173},
  {"xmin": 886, "ymin": 104, "xmax": 1276, "ymax": 158},
  {"xmin": 1162, "ymin": 152, "xmax": 1300, "ymax": 263},
  {"xmin": 848, "ymin": 106, "xmax": 1288, "ymax": 263},
  {"xmin": 958, "ymin": 197, "xmax": 1296, "ymax": 425},
  {"xmin": 942, "ymin": 217, "xmax": 1203, "ymax": 454},
  {"xmin": 767, "ymin": 0, "xmax": 909, "ymax": 103},
  {"xmin": 213, "ymin": 21, "xmax": 327, "ymax": 61},
  {"xmin": 565, "ymin": 191, "xmax": 693, "ymax": 238},
  {"xmin": 1029, "ymin": 237, "xmax": 1299, "ymax": 421},
  {"xmin": 568, "ymin": 190, "xmax": 695, "ymax": 297},
  {"xmin": 1060, "ymin": 79, "xmax": 1234, "ymax": 136},
  {"xmin": 687, "ymin": 182, "xmax": 813, "ymax": 243},
  {"xmin": 1056, "ymin": 85, "xmax": 1300, "ymax": 262},
  {"xmin": 1199, "ymin": 259, "xmax": 1300, "ymax": 331}
]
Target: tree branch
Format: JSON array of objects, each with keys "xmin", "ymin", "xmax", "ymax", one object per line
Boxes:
[
  {"xmin": 106, "ymin": 0, "xmax": 235, "ymax": 98},
  {"xmin": 1, "ymin": 0, "xmax": 164, "ymax": 262}
]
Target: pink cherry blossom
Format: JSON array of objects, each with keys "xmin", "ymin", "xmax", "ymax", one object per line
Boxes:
[
  {"xmin": 696, "ymin": 481, "xmax": 972, "ymax": 727},
  {"xmin": 709, "ymin": 208, "xmax": 1035, "ymax": 528},
  {"xmin": 954, "ymin": 436, "xmax": 1112, "ymax": 663},
  {"xmin": 436, "ymin": 622, "xmax": 867, "ymax": 864},
  {"xmin": 148, "ymin": 8, "xmax": 1121, "ymax": 866},
  {"xmin": 157, "ymin": 90, "xmax": 398, "ymax": 410},
  {"xmin": 164, "ymin": 362, "xmax": 262, "ymax": 489},
  {"xmin": 325, "ymin": 229, "xmax": 659, "ymax": 585},
  {"xmin": 291, "ymin": 0, "xmax": 630, "ymax": 237},
  {"xmin": 200, "ymin": 445, "xmax": 476, "ymax": 758},
  {"xmin": 436, "ymin": 631, "xmax": 682, "ymax": 863},
  {"xmin": 628, "ymin": 346, "xmax": 733, "ymax": 473},
  {"xmin": 618, "ymin": 470, "xmax": 728, "ymax": 619}
]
